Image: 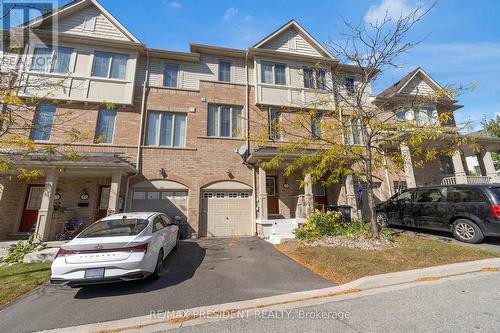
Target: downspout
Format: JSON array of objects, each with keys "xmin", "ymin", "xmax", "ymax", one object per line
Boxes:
[
  {"xmin": 246, "ymin": 50, "xmax": 258, "ymax": 235},
  {"xmin": 125, "ymin": 49, "xmax": 150, "ymax": 211}
]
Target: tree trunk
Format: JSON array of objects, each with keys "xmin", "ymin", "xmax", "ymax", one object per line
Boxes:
[{"xmin": 363, "ymin": 130, "xmax": 380, "ymax": 238}]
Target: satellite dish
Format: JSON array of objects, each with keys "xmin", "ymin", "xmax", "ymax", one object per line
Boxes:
[{"xmin": 236, "ymin": 145, "xmax": 248, "ymax": 157}]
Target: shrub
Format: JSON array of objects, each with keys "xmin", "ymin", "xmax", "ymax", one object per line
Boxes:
[
  {"xmin": 293, "ymin": 211, "xmax": 393, "ymax": 241},
  {"xmin": 1, "ymin": 234, "xmax": 46, "ymax": 263}
]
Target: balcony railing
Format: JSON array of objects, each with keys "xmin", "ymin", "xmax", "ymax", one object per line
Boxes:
[{"xmin": 441, "ymin": 176, "xmax": 491, "ymax": 185}]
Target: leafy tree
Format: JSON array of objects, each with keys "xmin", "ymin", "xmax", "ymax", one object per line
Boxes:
[{"xmin": 259, "ymin": 2, "xmax": 474, "ymax": 237}]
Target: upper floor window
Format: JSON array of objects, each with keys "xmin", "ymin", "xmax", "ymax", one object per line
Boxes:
[
  {"xmin": 345, "ymin": 77, "xmax": 355, "ymax": 94},
  {"xmin": 32, "ymin": 105, "xmax": 56, "ymax": 141},
  {"xmin": 345, "ymin": 117, "xmax": 363, "ymax": 145},
  {"xmin": 316, "ymin": 69, "xmax": 326, "ymax": 90},
  {"xmin": 397, "ymin": 107, "xmax": 437, "ymax": 126},
  {"xmin": 95, "ymin": 109, "xmax": 117, "ymax": 144},
  {"xmin": 208, "ymin": 104, "xmax": 242, "ymax": 138},
  {"xmin": 146, "ymin": 111, "xmax": 186, "ymax": 147},
  {"xmin": 311, "ymin": 114, "xmax": 322, "ymax": 139},
  {"xmin": 269, "ymin": 108, "xmax": 281, "ymax": 140},
  {"xmin": 164, "ymin": 64, "xmax": 179, "ymax": 88},
  {"xmin": 218, "ymin": 61, "xmax": 231, "ymax": 82},
  {"xmin": 31, "ymin": 46, "xmax": 73, "ymax": 74},
  {"xmin": 261, "ymin": 62, "xmax": 286, "ymax": 85},
  {"xmin": 92, "ymin": 51, "xmax": 129, "ymax": 80},
  {"xmin": 82, "ymin": 16, "xmax": 96, "ymax": 31},
  {"xmin": 304, "ymin": 68, "xmax": 327, "ymax": 89},
  {"xmin": 303, "ymin": 68, "xmax": 314, "ymax": 88}
]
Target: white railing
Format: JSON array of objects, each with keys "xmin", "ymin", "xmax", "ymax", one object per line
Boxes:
[{"xmin": 441, "ymin": 176, "xmax": 491, "ymax": 185}]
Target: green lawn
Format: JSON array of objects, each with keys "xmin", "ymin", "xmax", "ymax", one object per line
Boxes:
[
  {"xmin": 276, "ymin": 235, "xmax": 500, "ymax": 284},
  {"xmin": 0, "ymin": 263, "xmax": 51, "ymax": 307}
]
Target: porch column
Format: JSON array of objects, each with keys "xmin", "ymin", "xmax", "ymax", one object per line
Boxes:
[
  {"xmin": 107, "ymin": 172, "xmax": 122, "ymax": 216},
  {"xmin": 304, "ymin": 173, "xmax": 314, "ymax": 216},
  {"xmin": 452, "ymin": 151, "xmax": 468, "ymax": 184},
  {"xmin": 345, "ymin": 175, "xmax": 359, "ymax": 219},
  {"xmin": 400, "ymin": 143, "xmax": 416, "ymax": 188},
  {"xmin": 383, "ymin": 153, "xmax": 394, "ymax": 200},
  {"xmin": 34, "ymin": 171, "xmax": 58, "ymax": 241},
  {"xmin": 258, "ymin": 166, "xmax": 268, "ymax": 220},
  {"xmin": 478, "ymin": 148, "xmax": 499, "ymax": 183}
]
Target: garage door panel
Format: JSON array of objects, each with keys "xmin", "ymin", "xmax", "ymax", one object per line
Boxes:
[
  {"xmin": 132, "ymin": 190, "xmax": 188, "ymax": 219},
  {"xmin": 203, "ymin": 191, "xmax": 252, "ymax": 237}
]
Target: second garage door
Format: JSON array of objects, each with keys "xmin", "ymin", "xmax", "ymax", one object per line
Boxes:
[{"xmin": 202, "ymin": 191, "xmax": 252, "ymax": 237}]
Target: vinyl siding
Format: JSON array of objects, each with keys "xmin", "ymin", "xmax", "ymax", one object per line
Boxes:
[
  {"xmin": 0, "ymin": 43, "xmax": 19, "ymax": 73},
  {"xmin": 261, "ymin": 28, "xmax": 322, "ymax": 57},
  {"xmin": 401, "ymin": 76, "xmax": 435, "ymax": 95},
  {"xmin": 51, "ymin": 5, "xmax": 130, "ymax": 41}
]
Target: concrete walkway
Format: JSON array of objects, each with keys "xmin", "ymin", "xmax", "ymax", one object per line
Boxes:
[{"xmin": 38, "ymin": 258, "xmax": 500, "ymax": 333}]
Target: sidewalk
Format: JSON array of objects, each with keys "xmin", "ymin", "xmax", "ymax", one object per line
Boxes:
[{"xmin": 39, "ymin": 258, "xmax": 500, "ymax": 333}]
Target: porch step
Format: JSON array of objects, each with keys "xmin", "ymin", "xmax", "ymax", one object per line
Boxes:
[{"xmin": 267, "ymin": 234, "xmax": 295, "ymax": 244}]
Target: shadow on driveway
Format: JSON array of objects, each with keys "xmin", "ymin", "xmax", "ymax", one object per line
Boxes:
[{"xmin": 74, "ymin": 240, "xmax": 206, "ymax": 299}]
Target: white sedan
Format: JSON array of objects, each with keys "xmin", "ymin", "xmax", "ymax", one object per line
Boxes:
[{"xmin": 51, "ymin": 212, "xmax": 179, "ymax": 286}]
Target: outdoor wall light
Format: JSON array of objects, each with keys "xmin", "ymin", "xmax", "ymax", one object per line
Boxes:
[
  {"xmin": 283, "ymin": 178, "xmax": 290, "ymax": 189},
  {"xmin": 80, "ymin": 190, "xmax": 89, "ymax": 201},
  {"xmin": 159, "ymin": 168, "xmax": 167, "ymax": 178}
]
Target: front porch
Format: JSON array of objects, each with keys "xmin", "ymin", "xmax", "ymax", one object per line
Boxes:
[{"xmin": 0, "ymin": 153, "xmax": 136, "ymax": 241}]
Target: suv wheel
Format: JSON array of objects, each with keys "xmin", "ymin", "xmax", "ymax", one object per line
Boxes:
[
  {"xmin": 376, "ymin": 212, "xmax": 389, "ymax": 228},
  {"xmin": 452, "ymin": 219, "xmax": 484, "ymax": 244}
]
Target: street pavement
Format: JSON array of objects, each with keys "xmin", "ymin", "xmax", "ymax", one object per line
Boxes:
[
  {"xmin": 0, "ymin": 238, "xmax": 331, "ymax": 333},
  {"xmin": 167, "ymin": 272, "xmax": 500, "ymax": 333}
]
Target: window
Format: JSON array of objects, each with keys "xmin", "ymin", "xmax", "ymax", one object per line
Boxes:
[
  {"xmin": 396, "ymin": 111, "xmax": 407, "ymax": 121},
  {"xmin": 133, "ymin": 191, "xmax": 146, "ymax": 200},
  {"xmin": 152, "ymin": 216, "xmax": 165, "ymax": 233},
  {"xmin": 92, "ymin": 51, "xmax": 129, "ymax": 79},
  {"xmin": 164, "ymin": 64, "xmax": 179, "ymax": 87},
  {"xmin": 83, "ymin": 16, "xmax": 96, "ymax": 31},
  {"xmin": 406, "ymin": 107, "xmax": 438, "ymax": 126},
  {"xmin": 345, "ymin": 118, "xmax": 363, "ymax": 145},
  {"xmin": 79, "ymin": 219, "xmax": 149, "ymax": 238},
  {"xmin": 448, "ymin": 187, "xmax": 487, "ymax": 203},
  {"xmin": 415, "ymin": 188, "xmax": 445, "ymax": 203},
  {"xmin": 161, "ymin": 214, "xmax": 173, "ymax": 226},
  {"xmin": 218, "ymin": 61, "xmax": 231, "ymax": 82},
  {"xmin": 316, "ymin": 69, "xmax": 326, "ymax": 90},
  {"xmin": 95, "ymin": 109, "xmax": 116, "ymax": 143},
  {"xmin": 392, "ymin": 190, "xmax": 412, "ymax": 203},
  {"xmin": 261, "ymin": 62, "xmax": 286, "ymax": 85},
  {"xmin": 32, "ymin": 105, "xmax": 56, "ymax": 141},
  {"xmin": 345, "ymin": 77, "xmax": 355, "ymax": 94},
  {"xmin": 266, "ymin": 177, "xmax": 276, "ymax": 196},
  {"xmin": 311, "ymin": 114, "xmax": 322, "ymax": 139},
  {"xmin": 31, "ymin": 46, "xmax": 73, "ymax": 74},
  {"xmin": 439, "ymin": 156, "xmax": 455, "ymax": 174},
  {"xmin": 269, "ymin": 108, "xmax": 281, "ymax": 140},
  {"xmin": 147, "ymin": 192, "xmax": 160, "ymax": 200},
  {"xmin": 207, "ymin": 104, "xmax": 242, "ymax": 138},
  {"xmin": 303, "ymin": 68, "xmax": 314, "ymax": 88},
  {"xmin": 146, "ymin": 111, "xmax": 187, "ymax": 147}
]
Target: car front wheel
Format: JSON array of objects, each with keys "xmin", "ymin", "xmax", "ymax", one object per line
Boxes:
[
  {"xmin": 452, "ymin": 219, "xmax": 484, "ymax": 244},
  {"xmin": 376, "ymin": 212, "xmax": 389, "ymax": 228}
]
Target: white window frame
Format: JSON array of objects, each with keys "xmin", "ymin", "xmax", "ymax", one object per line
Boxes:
[
  {"xmin": 260, "ymin": 61, "xmax": 287, "ymax": 85},
  {"xmin": 92, "ymin": 51, "xmax": 129, "ymax": 80},
  {"xmin": 218, "ymin": 60, "xmax": 232, "ymax": 82},
  {"xmin": 32, "ymin": 104, "xmax": 57, "ymax": 142},
  {"xmin": 303, "ymin": 67, "xmax": 327, "ymax": 89},
  {"xmin": 345, "ymin": 117, "xmax": 363, "ymax": 145},
  {"xmin": 345, "ymin": 76, "xmax": 355, "ymax": 94},
  {"xmin": 82, "ymin": 16, "xmax": 96, "ymax": 31},
  {"xmin": 30, "ymin": 45, "xmax": 74, "ymax": 74},
  {"xmin": 95, "ymin": 109, "xmax": 117, "ymax": 144},
  {"xmin": 207, "ymin": 104, "xmax": 243, "ymax": 138},
  {"xmin": 163, "ymin": 63, "xmax": 180, "ymax": 88},
  {"xmin": 146, "ymin": 111, "xmax": 187, "ymax": 147},
  {"xmin": 268, "ymin": 108, "xmax": 281, "ymax": 140}
]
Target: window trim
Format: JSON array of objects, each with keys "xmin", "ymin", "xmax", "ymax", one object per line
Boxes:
[
  {"xmin": 260, "ymin": 61, "xmax": 287, "ymax": 85},
  {"xmin": 95, "ymin": 109, "xmax": 117, "ymax": 144},
  {"xmin": 207, "ymin": 104, "xmax": 243, "ymax": 138},
  {"xmin": 145, "ymin": 111, "xmax": 187, "ymax": 147},
  {"xmin": 345, "ymin": 76, "xmax": 355, "ymax": 95},
  {"xmin": 218, "ymin": 60, "xmax": 232, "ymax": 82},
  {"xmin": 303, "ymin": 67, "xmax": 327, "ymax": 90},
  {"xmin": 30, "ymin": 46, "xmax": 74, "ymax": 74},
  {"xmin": 344, "ymin": 117, "xmax": 363, "ymax": 145},
  {"xmin": 82, "ymin": 16, "xmax": 96, "ymax": 31},
  {"xmin": 266, "ymin": 177, "xmax": 277, "ymax": 196},
  {"xmin": 31, "ymin": 104, "xmax": 56, "ymax": 142},
  {"xmin": 268, "ymin": 108, "xmax": 281, "ymax": 141},
  {"xmin": 92, "ymin": 51, "xmax": 129, "ymax": 80}
]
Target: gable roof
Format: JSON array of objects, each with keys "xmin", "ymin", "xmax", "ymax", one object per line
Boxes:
[
  {"xmin": 253, "ymin": 19, "xmax": 334, "ymax": 59},
  {"xmin": 22, "ymin": 0, "xmax": 141, "ymax": 44},
  {"xmin": 377, "ymin": 67, "xmax": 443, "ymax": 99}
]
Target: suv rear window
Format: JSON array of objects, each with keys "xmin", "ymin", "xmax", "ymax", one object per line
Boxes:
[
  {"xmin": 448, "ymin": 187, "xmax": 487, "ymax": 203},
  {"xmin": 79, "ymin": 219, "xmax": 149, "ymax": 238},
  {"xmin": 489, "ymin": 187, "xmax": 500, "ymax": 204}
]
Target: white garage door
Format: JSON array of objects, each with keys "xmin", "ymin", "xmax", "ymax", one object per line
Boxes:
[
  {"xmin": 132, "ymin": 190, "xmax": 188, "ymax": 219},
  {"xmin": 202, "ymin": 191, "xmax": 252, "ymax": 237}
]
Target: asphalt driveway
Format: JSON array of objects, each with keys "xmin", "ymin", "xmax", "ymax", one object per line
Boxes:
[{"xmin": 0, "ymin": 237, "xmax": 332, "ymax": 333}]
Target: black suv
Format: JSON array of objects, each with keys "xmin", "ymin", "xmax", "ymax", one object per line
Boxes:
[{"xmin": 376, "ymin": 184, "xmax": 500, "ymax": 244}]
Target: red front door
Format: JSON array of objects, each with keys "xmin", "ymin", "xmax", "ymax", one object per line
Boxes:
[
  {"xmin": 314, "ymin": 183, "xmax": 327, "ymax": 211},
  {"xmin": 96, "ymin": 186, "xmax": 110, "ymax": 220},
  {"xmin": 19, "ymin": 185, "xmax": 44, "ymax": 232},
  {"xmin": 266, "ymin": 177, "xmax": 280, "ymax": 215}
]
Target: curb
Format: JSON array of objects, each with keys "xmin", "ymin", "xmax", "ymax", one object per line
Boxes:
[{"xmin": 38, "ymin": 258, "xmax": 500, "ymax": 333}]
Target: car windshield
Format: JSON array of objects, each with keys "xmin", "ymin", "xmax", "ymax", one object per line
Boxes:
[
  {"xmin": 490, "ymin": 187, "xmax": 500, "ymax": 204},
  {"xmin": 79, "ymin": 219, "xmax": 149, "ymax": 238}
]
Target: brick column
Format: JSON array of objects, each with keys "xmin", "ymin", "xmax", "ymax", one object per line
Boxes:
[
  {"xmin": 478, "ymin": 148, "xmax": 499, "ymax": 183},
  {"xmin": 452, "ymin": 151, "xmax": 468, "ymax": 184},
  {"xmin": 35, "ymin": 171, "xmax": 58, "ymax": 241},
  {"xmin": 304, "ymin": 173, "xmax": 314, "ymax": 216},
  {"xmin": 345, "ymin": 175, "xmax": 359, "ymax": 219},
  {"xmin": 107, "ymin": 172, "xmax": 122, "ymax": 216},
  {"xmin": 400, "ymin": 143, "xmax": 416, "ymax": 188},
  {"xmin": 258, "ymin": 166, "xmax": 268, "ymax": 220}
]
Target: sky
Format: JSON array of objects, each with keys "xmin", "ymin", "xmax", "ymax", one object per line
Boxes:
[{"xmin": 66, "ymin": 0, "xmax": 500, "ymax": 130}]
